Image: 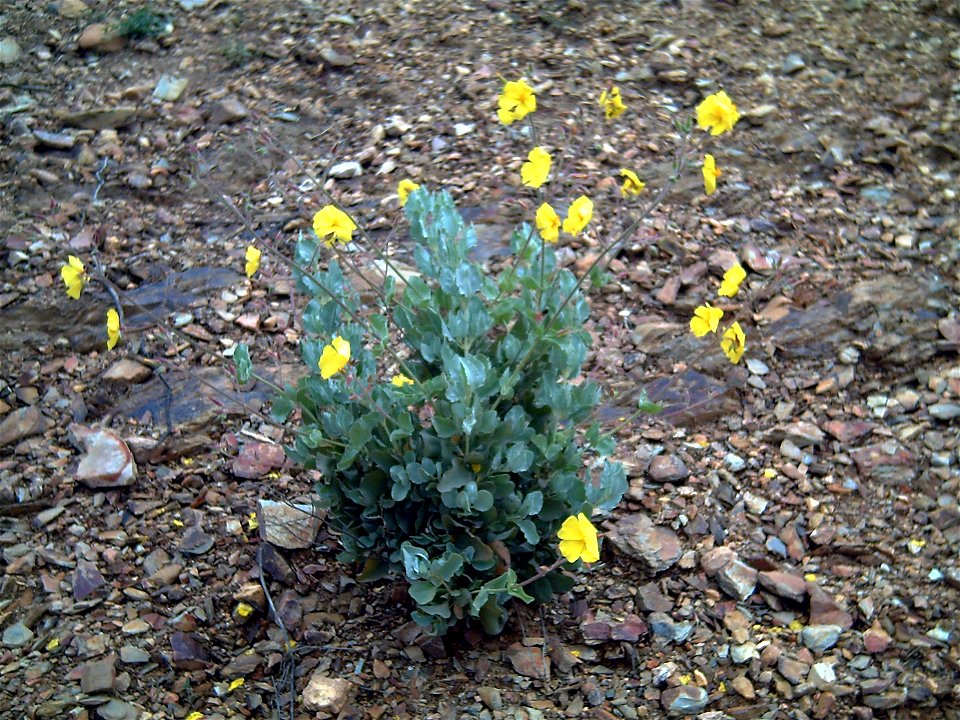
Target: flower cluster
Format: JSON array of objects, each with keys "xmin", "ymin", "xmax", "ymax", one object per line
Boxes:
[
  {"xmin": 59, "ymin": 255, "xmax": 122, "ymax": 351},
  {"xmin": 689, "ymin": 263, "xmax": 747, "ymax": 364},
  {"xmin": 696, "ymin": 91, "xmax": 739, "ymax": 196}
]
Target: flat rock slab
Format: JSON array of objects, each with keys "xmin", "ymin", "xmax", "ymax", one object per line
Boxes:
[
  {"xmin": 60, "ymin": 106, "xmax": 137, "ymax": 130},
  {"xmin": 258, "ymin": 500, "xmax": 322, "ymax": 550}
]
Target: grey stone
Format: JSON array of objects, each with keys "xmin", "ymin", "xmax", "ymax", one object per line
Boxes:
[
  {"xmin": 782, "ymin": 53, "xmax": 806, "ymax": 73},
  {"xmin": 258, "ymin": 500, "xmax": 321, "ymax": 550},
  {"xmin": 97, "ymin": 699, "xmax": 139, "ymax": 720},
  {"xmin": 929, "ymin": 403, "xmax": 960, "ymax": 421},
  {"xmin": 119, "ymin": 645, "xmax": 150, "ymax": 664},
  {"xmin": 80, "ymin": 655, "xmax": 116, "ymax": 693},
  {"xmin": 0, "ymin": 406, "xmax": 44, "ymax": 447},
  {"xmin": 809, "ymin": 662, "xmax": 836, "ymax": 688},
  {"xmin": 208, "ymin": 96, "xmax": 248, "ymax": 125},
  {"xmin": 648, "ymin": 454, "xmax": 689, "ymax": 483},
  {"xmin": 716, "ymin": 560, "xmax": 758, "ymax": 600},
  {"xmin": 62, "ymin": 106, "xmax": 136, "ymax": 130},
  {"xmin": 0, "ymin": 37, "xmax": 22, "ymax": 65},
  {"xmin": 2, "ymin": 622, "xmax": 33, "ymax": 648},
  {"xmin": 660, "ymin": 686, "xmax": 708, "ymax": 715},
  {"xmin": 801, "ymin": 625, "xmax": 842, "ymax": 652},
  {"xmin": 731, "ymin": 642, "xmax": 759, "ymax": 664},
  {"xmin": 647, "ymin": 612, "xmax": 677, "ymax": 641}
]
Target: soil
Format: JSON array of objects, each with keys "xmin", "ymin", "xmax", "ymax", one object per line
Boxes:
[{"xmin": 0, "ymin": 1, "xmax": 959, "ymax": 719}]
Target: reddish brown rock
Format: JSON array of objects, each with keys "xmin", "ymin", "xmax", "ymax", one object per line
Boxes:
[{"xmin": 758, "ymin": 570, "xmax": 807, "ymax": 602}]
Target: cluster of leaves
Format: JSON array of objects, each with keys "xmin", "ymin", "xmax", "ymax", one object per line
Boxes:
[
  {"xmin": 258, "ymin": 189, "xmax": 625, "ymax": 635},
  {"xmin": 115, "ymin": 7, "xmax": 169, "ymax": 39}
]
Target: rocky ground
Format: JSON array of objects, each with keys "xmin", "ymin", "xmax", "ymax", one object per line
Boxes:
[{"xmin": 1, "ymin": 0, "xmax": 959, "ymax": 718}]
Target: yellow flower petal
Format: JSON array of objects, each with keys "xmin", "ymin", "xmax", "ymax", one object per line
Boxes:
[
  {"xmin": 702, "ymin": 154, "xmax": 719, "ymax": 196},
  {"xmin": 61, "ymin": 255, "xmax": 87, "ymax": 300},
  {"xmin": 718, "ymin": 263, "xmax": 746, "ymax": 297},
  {"xmin": 535, "ymin": 202, "xmax": 560, "ymax": 243},
  {"xmin": 557, "ymin": 513, "xmax": 599, "ymax": 563},
  {"xmin": 397, "ymin": 179, "xmax": 420, "ymax": 207},
  {"xmin": 561, "ymin": 196, "xmax": 593, "ymax": 236},
  {"xmin": 520, "ymin": 146, "xmax": 551, "ymax": 188},
  {"xmin": 228, "ymin": 677, "xmax": 245, "ymax": 692},
  {"xmin": 247, "ymin": 511, "xmax": 259, "ymax": 531},
  {"xmin": 312, "ymin": 205, "xmax": 357, "ymax": 247},
  {"xmin": 236, "ymin": 602, "xmax": 254, "ymax": 618},
  {"xmin": 318, "ymin": 335, "xmax": 351, "ymax": 379},
  {"xmin": 106, "ymin": 308, "xmax": 121, "ymax": 350},
  {"xmin": 599, "ymin": 86, "xmax": 627, "ymax": 119},
  {"xmin": 390, "ymin": 373, "xmax": 414, "ymax": 387},
  {"xmin": 245, "ymin": 245, "xmax": 261, "ymax": 278},
  {"xmin": 619, "ymin": 169, "xmax": 645, "ymax": 197},
  {"xmin": 498, "ymin": 79, "xmax": 536, "ymax": 125},
  {"xmin": 689, "ymin": 304, "xmax": 724, "ymax": 337},
  {"xmin": 186, "ymin": 713, "xmax": 204, "ymax": 720},
  {"xmin": 696, "ymin": 90, "xmax": 740, "ymax": 136},
  {"xmin": 721, "ymin": 321, "xmax": 745, "ymax": 364}
]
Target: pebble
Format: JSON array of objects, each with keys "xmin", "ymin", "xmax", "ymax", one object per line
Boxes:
[
  {"xmin": 862, "ymin": 624, "xmax": 891, "ymax": 654},
  {"xmin": 758, "ymin": 571, "xmax": 806, "ymax": 602},
  {"xmin": 782, "ymin": 53, "xmax": 807, "ymax": 73},
  {"xmin": 97, "ymin": 700, "xmax": 138, "ymax": 720},
  {"xmin": 58, "ymin": 0, "xmax": 89, "ymax": 17},
  {"xmin": 78, "ymin": 23, "xmax": 126, "ymax": 53},
  {"xmin": 746, "ymin": 358, "xmax": 769, "ymax": 375},
  {"xmin": 731, "ymin": 675, "xmax": 756, "ymax": 699},
  {"xmin": 478, "ymin": 686, "xmax": 502, "ymax": 710},
  {"xmin": 660, "ymin": 686, "xmax": 708, "ymax": 716},
  {"xmin": 73, "ymin": 560, "xmax": 106, "ymax": 601},
  {"xmin": 929, "ymin": 403, "xmax": 960, "ymax": 421},
  {"xmin": 302, "ymin": 672, "xmax": 353, "ymax": 713},
  {"xmin": 0, "ymin": 37, "xmax": 23, "ymax": 65},
  {"xmin": 121, "ymin": 619, "xmax": 150, "ymax": 635},
  {"xmin": 119, "ymin": 645, "xmax": 150, "ymax": 664},
  {"xmin": 724, "ymin": 453, "xmax": 745, "ymax": 473},
  {"xmin": 801, "ymin": 625, "xmax": 842, "ymax": 652},
  {"xmin": 170, "ymin": 632, "xmax": 209, "ymax": 670},
  {"xmin": 0, "ymin": 406, "xmax": 45, "ymax": 447},
  {"xmin": 778, "ymin": 656, "xmax": 810, "ymax": 685},
  {"xmin": 637, "ymin": 583, "xmax": 673, "ymax": 613},
  {"xmin": 2, "ymin": 622, "xmax": 34, "ymax": 648},
  {"xmin": 102, "ymin": 359, "xmax": 152, "ymax": 383},
  {"xmin": 208, "ymin": 96, "xmax": 248, "ymax": 125},
  {"xmin": 453, "ymin": 123, "xmax": 475, "ymax": 136},
  {"xmin": 648, "ymin": 454, "xmax": 689, "ymax": 483},
  {"xmin": 329, "ymin": 161, "xmax": 363, "ymax": 179},
  {"xmin": 152, "ymin": 76, "xmax": 188, "ymax": 102},
  {"xmin": 731, "ymin": 642, "xmax": 759, "ymax": 664},
  {"xmin": 80, "ymin": 656, "xmax": 116, "ymax": 693},
  {"xmin": 716, "ymin": 560, "xmax": 758, "ymax": 600},
  {"xmin": 809, "ymin": 662, "xmax": 836, "ymax": 688},
  {"xmin": 258, "ymin": 500, "xmax": 321, "ymax": 549},
  {"xmin": 606, "ymin": 513, "xmax": 682, "ymax": 573}
]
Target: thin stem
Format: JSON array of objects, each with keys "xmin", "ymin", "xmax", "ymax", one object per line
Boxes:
[{"xmin": 518, "ymin": 557, "xmax": 566, "ymax": 588}]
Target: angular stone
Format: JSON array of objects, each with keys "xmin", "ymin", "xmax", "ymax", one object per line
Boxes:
[
  {"xmin": 731, "ymin": 675, "xmax": 756, "ymax": 699},
  {"xmin": 606, "ymin": 513, "xmax": 682, "ymax": 573},
  {"xmin": 700, "ymin": 547, "xmax": 737, "ymax": 576},
  {"xmin": 660, "ymin": 686, "xmax": 708, "ymax": 716},
  {"xmin": 208, "ymin": 96, "xmax": 248, "ymax": 125},
  {"xmin": 97, "ymin": 699, "xmax": 138, "ymax": 720},
  {"xmin": 801, "ymin": 625, "xmax": 842, "ymax": 652},
  {"xmin": 505, "ymin": 642, "xmax": 550, "ymax": 680},
  {"xmin": 222, "ymin": 651, "xmax": 263, "ymax": 677},
  {"xmin": 258, "ymin": 500, "xmax": 321, "ymax": 550},
  {"xmin": 257, "ymin": 544, "xmax": 294, "ymax": 584},
  {"xmin": 778, "ymin": 656, "xmax": 809, "ymax": 685},
  {"xmin": 758, "ymin": 571, "xmax": 806, "ymax": 602},
  {"xmin": 119, "ymin": 645, "xmax": 150, "ymax": 664},
  {"xmin": 62, "ymin": 106, "xmax": 135, "ymax": 129},
  {"xmin": 822, "ymin": 420, "xmax": 875, "ymax": 443},
  {"xmin": 302, "ymin": 672, "xmax": 353, "ymax": 713},
  {"xmin": 102, "ymin": 359, "xmax": 152, "ymax": 383},
  {"xmin": 2, "ymin": 622, "xmax": 33, "ymax": 648},
  {"xmin": 808, "ymin": 585, "xmax": 853, "ymax": 629},
  {"xmin": 170, "ymin": 632, "xmax": 208, "ymax": 670},
  {"xmin": 648, "ymin": 455, "xmax": 689, "ymax": 484},
  {"xmin": 73, "ymin": 560, "xmax": 106, "ymax": 601},
  {"xmin": 0, "ymin": 406, "xmax": 44, "ymax": 447},
  {"xmin": 329, "ymin": 161, "xmax": 363, "ymax": 179},
  {"xmin": 80, "ymin": 655, "xmax": 116, "ymax": 693},
  {"xmin": 70, "ymin": 425, "xmax": 137, "ymax": 489},
  {"xmin": 716, "ymin": 560, "xmax": 758, "ymax": 600},
  {"xmin": 179, "ymin": 524, "xmax": 214, "ymax": 556},
  {"xmin": 809, "ymin": 662, "xmax": 836, "ymax": 688},
  {"xmin": 850, "ymin": 442, "xmax": 916, "ymax": 485},
  {"xmin": 636, "ymin": 583, "xmax": 673, "ymax": 613},
  {"xmin": 862, "ymin": 624, "xmax": 892, "ymax": 654},
  {"xmin": 863, "ymin": 688, "xmax": 906, "ymax": 709}
]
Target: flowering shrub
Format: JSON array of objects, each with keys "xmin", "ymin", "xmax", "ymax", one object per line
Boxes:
[{"xmin": 224, "ymin": 82, "xmax": 747, "ymax": 635}]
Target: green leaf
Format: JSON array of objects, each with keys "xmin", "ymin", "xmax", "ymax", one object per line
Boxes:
[
  {"xmin": 233, "ymin": 343, "xmax": 252, "ymax": 383},
  {"xmin": 505, "ymin": 444, "xmax": 533, "ymax": 473},
  {"xmin": 433, "ymin": 553, "xmax": 464, "ymax": 583},
  {"xmin": 437, "ymin": 462, "xmax": 471, "ymax": 493},
  {"xmin": 637, "ymin": 389, "xmax": 663, "ymax": 415},
  {"xmin": 585, "ymin": 460, "xmax": 627, "ymax": 513},
  {"xmin": 270, "ymin": 393, "xmax": 295, "ymax": 423},
  {"xmin": 409, "ymin": 580, "xmax": 438, "ymax": 605}
]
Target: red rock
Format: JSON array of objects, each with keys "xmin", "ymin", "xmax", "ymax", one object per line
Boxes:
[
  {"xmin": 654, "ymin": 275, "xmax": 681, "ymax": 305},
  {"xmin": 822, "ymin": 420, "xmax": 875, "ymax": 443},
  {"xmin": 807, "ymin": 584, "xmax": 853, "ymax": 630},
  {"xmin": 758, "ymin": 571, "xmax": 807, "ymax": 602},
  {"xmin": 0, "ymin": 406, "xmax": 45, "ymax": 447},
  {"xmin": 232, "ymin": 441, "xmax": 286, "ymax": 479},
  {"xmin": 505, "ymin": 642, "xmax": 550, "ymax": 680},
  {"xmin": 863, "ymin": 624, "xmax": 892, "ymax": 654},
  {"xmin": 700, "ymin": 546, "xmax": 737, "ymax": 576}
]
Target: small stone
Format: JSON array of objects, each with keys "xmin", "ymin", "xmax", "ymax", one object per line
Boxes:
[
  {"xmin": 478, "ymin": 687, "xmax": 502, "ymax": 711},
  {"xmin": 73, "ymin": 560, "xmax": 106, "ymax": 601},
  {"xmin": 801, "ymin": 625, "xmax": 842, "ymax": 653},
  {"xmin": 637, "ymin": 583, "xmax": 673, "ymax": 613},
  {"xmin": 208, "ymin": 96, "xmax": 248, "ymax": 125},
  {"xmin": 2, "ymin": 622, "xmax": 33, "ymax": 648},
  {"xmin": 929, "ymin": 403, "xmax": 960, "ymax": 421},
  {"xmin": 731, "ymin": 643, "xmax": 759, "ymax": 664},
  {"xmin": 505, "ymin": 642, "xmax": 550, "ymax": 679},
  {"xmin": 0, "ymin": 406, "xmax": 45, "ymax": 447},
  {"xmin": 862, "ymin": 689, "xmax": 907, "ymax": 709},
  {"xmin": 778, "ymin": 656, "xmax": 809, "ymax": 685},
  {"xmin": 102, "ymin": 359, "xmax": 152, "ymax": 383},
  {"xmin": 0, "ymin": 37, "xmax": 23, "ymax": 65},
  {"xmin": 809, "ymin": 662, "xmax": 836, "ymax": 688},
  {"xmin": 80, "ymin": 655, "xmax": 117, "ymax": 693},
  {"xmin": 232, "ymin": 442, "xmax": 286, "ymax": 479},
  {"xmin": 717, "ymin": 560, "xmax": 758, "ymax": 600},
  {"xmin": 648, "ymin": 612, "xmax": 677, "ymax": 641},
  {"xmin": 758, "ymin": 571, "xmax": 806, "ymax": 602},
  {"xmin": 724, "ymin": 453, "xmax": 746, "ymax": 473},
  {"xmin": 257, "ymin": 544, "xmax": 294, "ymax": 584},
  {"xmin": 258, "ymin": 500, "xmax": 321, "ymax": 550},
  {"xmin": 766, "ymin": 536, "xmax": 788, "ymax": 558},
  {"xmin": 33, "ymin": 130, "xmax": 77, "ymax": 149},
  {"xmin": 782, "ymin": 53, "xmax": 806, "ymax": 73},
  {"xmin": 700, "ymin": 547, "xmax": 737, "ymax": 576},
  {"xmin": 78, "ymin": 24, "xmax": 126, "ymax": 53},
  {"xmin": 97, "ymin": 699, "xmax": 138, "ymax": 720},
  {"xmin": 59, "ymin": 0, "xmax": 89, "ymax": 18},
  {"xmin": 329, "ymin": 161, "xmax": 363, "ymax": 179},
  {"xmin": 320, "ymin": 46, "xmax": 355, "ymax": 66},
  {"xmin": 453, "ymin": 122, "xmax": 475, "ymax": 136},
  {"xmin": 119, "ymin": 645, "xmax": 150, "ymax": 664},
  {"xmin": 606, "ymin": 513, "xmax": 682, "ymax": 573},
  {"xmin": 170, "ymin": 632, "xmax": 208, "ymax": 670},
  {"xmin": 660, "ymin": 686, "xmax": 708, "ymax": 716},
  {"xmin": 384, "ymin": 115, "xmax": 411, "ymax": 136},
  {"xmin": 808, "ymin": 585, "xmax": 853, "ymax": 629},
  {"xmin": 152, "ymin": 76, "xmax": 188, "ymax": 102},
  {"xmin": 121, "ymin": 619, "xmax": 150, "ymax": 636},
  {"xmin": 147, "ymin": 563, "xmax": 182, "ymax": 587},
  {"xmin": 302, "ymin": 672, "xmax": 353, "ymax": 713},
  {"xmin": 648, "ymin": 454, "xmax": 689, "ymax": 483},
  {"xmin": 862, "ymin": 624, "xmax": 891, "ymax": 654},
  {"xmin": 70, "ymin": 425, "xmax": 137, "ymax": 489},
  {"xmin": 745, "ymin": 358, "xmax": 769, "ymax": 375},
  {"xmin": 731, "ymin": 675, "xmax": 756, "ymax": 699}
]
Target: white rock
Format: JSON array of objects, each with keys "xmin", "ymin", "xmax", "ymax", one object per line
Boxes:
[
  {"xmin": 70, "ymin": 425, "xmax": 137, "ymax": 489},
  {"xmin": 302, "ymin": 672, "xmax": 352, "ymax": 713},
  {"xmin": 153, "ymin": 76, "xmax": 188, "ymax": 102},
  {"xmin": 453, "ymin": 123, "xmax": 475, "ymax": 136},
  {"xmin": 329, "ymin": 161, "xmax": 363, "ymax": 179},
  {"xmin": 0, "ymin": 37, "xmax": 22, "ymax": 65}
]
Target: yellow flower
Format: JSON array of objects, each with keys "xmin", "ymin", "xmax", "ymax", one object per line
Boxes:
[
  {"xmin": 60, "ymin": 255, "xmax": 87, "ymax": 300},
  {"xmin": 228, "ymin": 678, "xmax": 245, "ymax": 692},
  {"xmin": 690, "ymin": 303, "xmax": 723, "ymax": 337},
  {"xmin": 702, "ymin": 154, "xmax": 719, "ymax": 196},
  {"xmin": 696, "ymin": 90, "xmax": 740, "ymax": 135},
  {"xmin": 520, "ymin": 146, "xmax": 551, "ymax": 188},
  {"xmin": 562, "ymin": 196, "xmax": 593, "ymax": 235},
  {"xmin": 245, "ymin": 245, "xmax": 261, "ymax": 278},
  {"xmin": 619, "ymin": 169, "xmax": 645, "ymax": 197},
  {"xmin": 236, "ymin": 602, "xmax": 254, "ymax": 618},
  {"xmin": 247, "ymin": 511, "xmax": 259, "ymax": 531},
  {"xmin": 185, "ymin": 714, "xmax": 204, "ymax": 720},
  {"xmin": 535, "ymin": 202, "xmax": 561, "ymax": 244},
  {"xmin": 497, "ymin": 79, "xmax": 536, "ymax": 125},
  {"xmin": 718, "ymin": 263, "xmax": 746, "ymax": 297},
  {"xmin": 599, "ymin": 86, "xmax": 626, "ymax": 119},
  {"xmin": 106, "ymin": 308, "xmax": 121, "ymax": 350},
  {"xmin": 558, "ymin": 513, "xmax": 600, "ymax": 564},
  {"xmin": 397, "ymin": 179, "xmax": 420, "ymax": 207},
  {"xmin": 721, "ymin": 321, "xmax": 746, "ymax": 364},
  {"xmin": 312, "ymin": 205, "xmax": 357, "ymax": 247},
  {"xmin": 390, "ymin": 374, "xmax": 414, "ymax": 387},
  {"xmin": 318, "ymin": 335, "xmax": 351, "ymax": 379}
]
